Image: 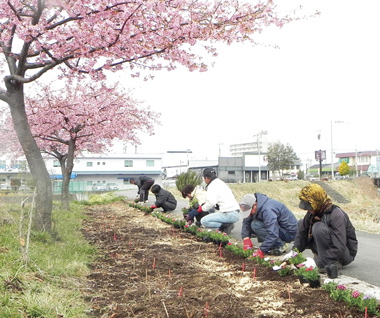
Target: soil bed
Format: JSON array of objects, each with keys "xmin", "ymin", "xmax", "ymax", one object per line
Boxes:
[{"xmin": 81, "ymin": 202, "xmax": 374, "ymax": 318}]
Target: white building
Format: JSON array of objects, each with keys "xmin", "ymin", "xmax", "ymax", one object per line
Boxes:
[
  {"xmin": 229, "ymin": 131, "xmax": 268, "ymax": 157},
  {"xmin": 45, "ymin": 153, "xmax": 164, "ymax": 191},
  {"xmin": 0, "ymin": 153, "xmax": 164, "ymax": 192}
]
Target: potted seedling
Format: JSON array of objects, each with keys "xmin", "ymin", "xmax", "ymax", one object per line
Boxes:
[{"xmin": 296, "ymin": 265, "xmax": 320, "ymax": 288}]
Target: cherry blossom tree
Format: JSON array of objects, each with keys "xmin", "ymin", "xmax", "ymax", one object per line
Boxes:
[
  {"xmin": 31, "ymin": 81, "xmax": 159, "ymax": 209},
  {"xmin": 0, "ymin": 0, "xmax": 292, "ymax": 231}
]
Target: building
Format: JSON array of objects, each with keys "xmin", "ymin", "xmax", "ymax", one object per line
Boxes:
[
  {"xmin": 46, "ymin": 153, "xmax": 164, "ymax": 191},
  {"xmin": 218, "ymin": 153, "xmax": 270, "ymax": 183},
  {"xmin": 229, "ymin": 131, "xmax": 268, "ymax": 157},
  {"xmin": 0, "ymin": 158, "xmax": 29, "ymax": 189},
  {"xmin": 335, "ymin": 151, "xmax": 380, "ymax": 177}
]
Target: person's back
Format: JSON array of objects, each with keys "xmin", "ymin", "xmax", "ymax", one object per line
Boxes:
[
  {"xmin": 151, "ymin": 184, "xmax": 177, "ymax": 212},
  {"xmin": 240, "ymin": 193, "xmax": 297, "ymax": 255},
  {"xmin": 202, "ymin": 178, "xmax": 239, "ymax": 212},
  {"xmin": 255, "ymin": 194, "xmax": 298, "ymax": 237}
]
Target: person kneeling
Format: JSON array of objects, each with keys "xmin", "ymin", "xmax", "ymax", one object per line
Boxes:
[
  {"xmin": 239, "ymin": 193, "xmax": 298, "ymax": 256},
  {"xmin": 150, "ymin": 184, "xmax": 177, "ymax": 213},
  {"xmin": 293, "ymin": 184, "xmax": 357, "ymax": 272}
]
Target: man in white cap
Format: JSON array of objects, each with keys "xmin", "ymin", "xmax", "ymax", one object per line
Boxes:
[{"xmin": 239, "ymin": 193, "xmax": 297, "ymax": 257}]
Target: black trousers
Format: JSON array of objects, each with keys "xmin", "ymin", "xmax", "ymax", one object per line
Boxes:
[{"xmin": 139, "ymin": 180, "xmax": 154, "ymax": 201}]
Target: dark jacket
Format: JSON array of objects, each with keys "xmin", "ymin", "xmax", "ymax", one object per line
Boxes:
[
  {"xmin": 134, "ymin": 176, "xmax": 154, "ymax": 194},
  {"xmin": 154, "ymin": 188, "xmax": 177, "ymax": 210},
  {"xmin": 293, "ymin": 205, "xmax": 358, "ymax": 261},
  {"xmin": 241, "ymin": 193, "xmax": 298, "ymax": 253}
]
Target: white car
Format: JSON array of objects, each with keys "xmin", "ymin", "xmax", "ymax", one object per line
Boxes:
[
  {"xmin": 106, "ymin": 183, "xmax": 119, "ymax": 191},
  {"xmin": 92, "ymin": 184, "xmax": 106, "ymax": 191},
  {"xmin": 286, "ymin": 175, "xmax": 298, "ymax": 181}
]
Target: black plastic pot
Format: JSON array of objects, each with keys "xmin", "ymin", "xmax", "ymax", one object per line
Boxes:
[{"xmin": 308, "ymin": 278, "xmax": 321, "ymax": 288}]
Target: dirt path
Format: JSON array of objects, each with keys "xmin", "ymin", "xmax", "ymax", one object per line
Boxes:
[{"xmin": 81, "ymin": 202, "xmax": 372, "ymax": 318}]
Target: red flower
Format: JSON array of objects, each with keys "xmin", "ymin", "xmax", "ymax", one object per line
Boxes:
[{"xmin": 352, "ymin": 291, "xmax": 360, "ymax": 298}]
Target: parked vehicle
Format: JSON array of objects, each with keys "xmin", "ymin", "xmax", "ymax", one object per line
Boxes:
[
  {"xmin": 106, "ymin": 183, "xmax": 119, "ymax": 191},
  {"xmin": 286, "ymin": 174, "xmax": 298, "ymax": 181},
  {"xmin": 18, "ymin": 185, "xmax": 31, "ymax": 192},
  {"xmin": 0, "ymin": 184, "xmax": 12, "ymax": 190},
  {"xmin": 92, "ymin": 183, "xmax": 106, "ymax": 191}
]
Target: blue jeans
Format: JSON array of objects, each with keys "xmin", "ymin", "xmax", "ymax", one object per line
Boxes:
[
  {"xmin": 201, "ymin": 210, "xmax": 239, "ymax": 228},
  {"xmin": 251, "ymin": 220, "xmax": 294, "ymax": 248}
]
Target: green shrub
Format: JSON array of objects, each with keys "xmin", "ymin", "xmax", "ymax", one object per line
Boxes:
[{"xmin": 175, "ymin": 171, "xmax": 202, "ymax": 193}]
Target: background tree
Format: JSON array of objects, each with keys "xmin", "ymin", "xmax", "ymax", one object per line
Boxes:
[
  {"xmin": 338, "ymin": 161, "xmax": 350, "ymax": 177},
  {"xmin": 175, "ymin": 171, "xmax": 202, "ymax": 194},
  {"xmin": 1, "ymin": 80, "xmax": 159, "ymax": 210},
  {"xmin": 0, "ymin": 1, "xmax": 293, "ymax": 231},
  {"xmin": 31, "ymin": 81, "xmax": 159, "ymax": 209},
  {"xmin": 267, "ymin": 141, "xmax": 299, "ymax": 177}
]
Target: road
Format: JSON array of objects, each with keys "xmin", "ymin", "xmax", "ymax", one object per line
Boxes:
[{"xmin": 120, "ymin": 189, "xmax": 380, "ymax": 288}]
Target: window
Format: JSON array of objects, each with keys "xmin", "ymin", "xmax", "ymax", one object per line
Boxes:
[
  {"xmin": 228, "ymin": 171, "xmax": 235, "ymax": 175},
  {"xmin": 102, "ymin": 162, "xmax": 105, "ymax": 165},
  {"xmin": 0, "ymin": 160, "xmax": 6, "ymax": 169},
  {"xmin": 53, "ymin": 160, "xmax": 60, "ymax": 167},
  {"xmin": 146, "ymin": 160, "xmax": 154, "ymax": 167},
  {"xmin": 97, "ymin": 162, "xmax": 100, "ymax": 165},
  {"xmin": 87, "ymin": 181, "xmax": 92, "ymax": 186},
  {"xmin": 87, "ymin": 162, "xmax": 93, "ymax": 167},
  {"xmin": 124, "ymin": 160, "xmax": 133, "ymax": 167}
]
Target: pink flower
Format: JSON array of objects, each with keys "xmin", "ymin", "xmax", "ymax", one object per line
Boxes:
[
  {"xmin": 352, "ymin": 291, "xmax": 360, "ymax": 298},
  {"xmin": 337, "ymin": 285, "xmax": 346, "ymax": 290},
  {"xmin": 305, "ymin": 266, "xmax": 313, "ymax": 271},
  {"xmin": 184, "ymin": 225, "xmax": 189, "ymax": 228},
  {"xmin": 227, "ymin": 242, "xmax": 232, "ymax": 245}
]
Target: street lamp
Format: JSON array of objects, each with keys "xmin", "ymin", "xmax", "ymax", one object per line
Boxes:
[
  {"xmin": 254, "ymin": 131, "xmax": 265, "ymax": 183},
  {"xmin": 330, "ymin": 120, "xmax": 344, "ymax": 180}
]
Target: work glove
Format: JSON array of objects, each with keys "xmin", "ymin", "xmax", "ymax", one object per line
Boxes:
[
  {"xmin": 282, "ymin": 250, "xmax": 298, "ymax": 261},
  {"xmin": 252, "ymin": 249, "xmax": 264, "ymax": 258},
  {"xmin": 197, "ymin": 205, "xmax": 203, "ymax": 213},
  {"xmin": 297, "ymin": 257, "xmax": 317, "ymax": 269},
  {"xmin": 150, "ymin": 205, "xmax": 157, "ymax": 209},
  {"xmin": 243, "ymin": 238, "xmax": 253, "ymax": 250}
]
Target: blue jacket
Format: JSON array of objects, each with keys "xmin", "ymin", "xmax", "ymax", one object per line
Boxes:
[{"xmin": 241, "ymin": 193, "xmax": 297, "ymax": 253}]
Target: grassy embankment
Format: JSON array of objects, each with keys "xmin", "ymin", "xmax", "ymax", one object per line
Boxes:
[{"xmin": 0, "ymin": 192, "xmax": 125, "ymax": 317}]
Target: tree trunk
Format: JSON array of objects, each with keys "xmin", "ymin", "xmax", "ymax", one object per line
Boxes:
[
  {"xmin": 59, "ymin": 139, "xmax": 75, "ymax": 211},
  {"xmin": 59, "ymin": 139, "xmax": 75, "ymax": 210},
  {"xmin": 58, "ymin": 157, "xmax": 69, "ymax": 210},
  {"xmin": 7, "ymin": 83, "xmax": 53, "ymax": 232}
]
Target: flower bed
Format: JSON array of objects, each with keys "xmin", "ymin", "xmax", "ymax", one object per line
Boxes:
[{"xmin": 130, "ymin": 202, "xmax": 380, "ymax": 316}]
